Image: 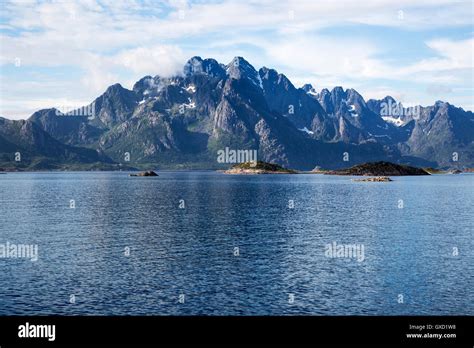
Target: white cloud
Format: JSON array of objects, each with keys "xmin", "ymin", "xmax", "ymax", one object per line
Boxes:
[
  {"xmin": 1, "ymin": 0, "xmax": 473, "ymax": 119},
  {"xmin": 391, "ymin": 38, "xmax": 467, "ymax": 76},
  {"xmin": 80, "ymin": 54, "xmax": 120, "ymax": 95},
  {"xmin": 261, "ymin": 35, "xmax": 378, "ymax": 82},
  {"xmin": 0, "ymin": 97, "xmax": 93, "ymax": 119},
  {"xmin": 259, "ymin": 35, "xmax": 473, "ymax": 86},
  {"xmin": 114, "ymin": 45, "xmax": 186, "ymax": 76}
]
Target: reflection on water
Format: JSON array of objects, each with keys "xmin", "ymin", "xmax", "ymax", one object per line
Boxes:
[{"xmin": 0, "ymin": 172, "xmax": 473, "ymax": 315}]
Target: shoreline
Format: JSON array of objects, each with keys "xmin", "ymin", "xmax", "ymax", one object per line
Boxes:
[
  {"xmin": 2, "ymin": 170, "xmax": 472, "ymax": 176},
  {"xmin": 2, "ymin": 161, "xmax": 472, "ymax": 176}
]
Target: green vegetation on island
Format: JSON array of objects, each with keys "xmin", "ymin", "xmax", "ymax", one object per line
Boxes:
[
  {"xmin": 352, "ymin": 176, "xmax": 393, "ymax": 182},
  {"xmin": 224, "ymin": 161, "xmax": 297, "ymax": 174},
  {"xmin": 326, "ymin": 161, "xmax": 430, "ymax": 176}
]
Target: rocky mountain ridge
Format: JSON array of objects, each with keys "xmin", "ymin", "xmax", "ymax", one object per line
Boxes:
[{"xmin": 1, "ymin": 56, "xmax": 473, "ymax": 170}]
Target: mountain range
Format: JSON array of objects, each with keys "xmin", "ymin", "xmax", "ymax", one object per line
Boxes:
[{"xmin": 1, "ymin": 56, "xmax": 473, "ymax": 170}]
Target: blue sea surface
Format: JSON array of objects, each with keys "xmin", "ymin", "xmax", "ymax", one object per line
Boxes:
[{"xmin": 0, "ymin": 172, "xmax": 472, "ymax": 315}]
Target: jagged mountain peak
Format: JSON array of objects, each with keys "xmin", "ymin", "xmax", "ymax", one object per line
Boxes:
[
  {"xmin": 226, "ymin": 56, "xmax": 256, "ymax": 76},
  {"xmin": 259, "ymin": 66, "xmax": 274, "ymax": 73},
  {"xmin": 316, "ymin": 86, "xmax": 368, "ymax": 116},
  {"xmin": 30, "ymin": 108, "xmax": 59, "ymax": 117},
  {"xmin": 227, "ymin": 56, "xmax": 254, "ymax": 69},
  {"xmin": 105, "ymin": 83, "xmax": 127, "ymax": 93},
  {"xmin": 317, "ymin": 88, "xmax": 331, "ymax": 100},
  {"xmin": 346, "ymin": 88, "xmax": 363, "ymax": 98},
  {"xmin": 331, "ymin": 86, "xmax": 345, "ymax": 94},
  {"xmin": 382, "ymin": 95, "xmax": 397, "ymax": 104},
  {"xmin": 259, "ymin": 66, "xmax": 279, "ymax": 80},
  {"xmin": 183, "ymin": 56, "xmax": 226, "ymax": 78},
  {"xmin": 345, "ymin": 88, "xmax": 367, "ymax": 108},
  {"xmin": 259, "ymin": 67, "xmax": 295, "ymax": 93},
  {"xmin": 434, "ymin": 100, "xmax": 449, "ymax": 108},
  {"xmin": 225, "ymin": 56, "xmax": 263, "ymax": 89},
  {"xmin": 90, "ymin": 83, "xmax": 138, "ymax": 127}
]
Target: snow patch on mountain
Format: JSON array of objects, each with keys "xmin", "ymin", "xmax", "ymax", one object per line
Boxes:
[
  {"xmin": 382, "ymin": 116, "xmax": 404, "ymax": 127},
  {"xmin": 185, "ymin": 85, "xmax": 196, "ymax": 93},
  {"xmin": 183, "ymin": 98, "xmax": 196, "ymax": 109},
  {"xmin": 256, "ymin": 73, "xmax": 264, "ymax": 90},
  {"xmin": 298, "ymin": 127, "xmax": 314, "ymax": 135},
  {"xmin": 342, "ymin": 103, "xmax": 358, "ymax": 117}
]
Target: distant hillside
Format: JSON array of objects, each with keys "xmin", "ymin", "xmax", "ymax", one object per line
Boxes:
[{"xmin": 0, "ymin": 117, "xmax": 113, "ymax": 170}]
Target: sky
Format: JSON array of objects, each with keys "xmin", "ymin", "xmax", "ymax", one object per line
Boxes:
[{"xmin": 0, "ymin": 0, "xmax": 473, "ymax": 120}]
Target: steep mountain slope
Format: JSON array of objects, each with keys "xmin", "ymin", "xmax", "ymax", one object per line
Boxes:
[
  {"xmin": 402, "ymin": 102, "xmax": 474, "ymax": 167},
  {"xmin": 28, "ymin": 108, "xmax": 103, "ymax": 146},
  {"xmin": 0, "ymin": 117, "xmax": 111, "ymax": 169}
]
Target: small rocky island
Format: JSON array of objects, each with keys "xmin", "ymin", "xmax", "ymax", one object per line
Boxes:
[
  {"xmin": 129, "ymin": 170, "xmax": 159, "ymax": 177},
  {"xmin": 326, "ymin": 161, "xmax": 430, "ymax": 176},
  {"xmin": 224, "ymin": 161, "xmax": 297, "ymax": 174},
  {"xmin": 353, "ymin": 176, "xmax": 393, "ymax": 182}
]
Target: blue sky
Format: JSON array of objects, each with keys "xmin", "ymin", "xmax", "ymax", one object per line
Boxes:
[{"xmin": 0, "ymin": 0, "xmax": 473, "ymax": 119}]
